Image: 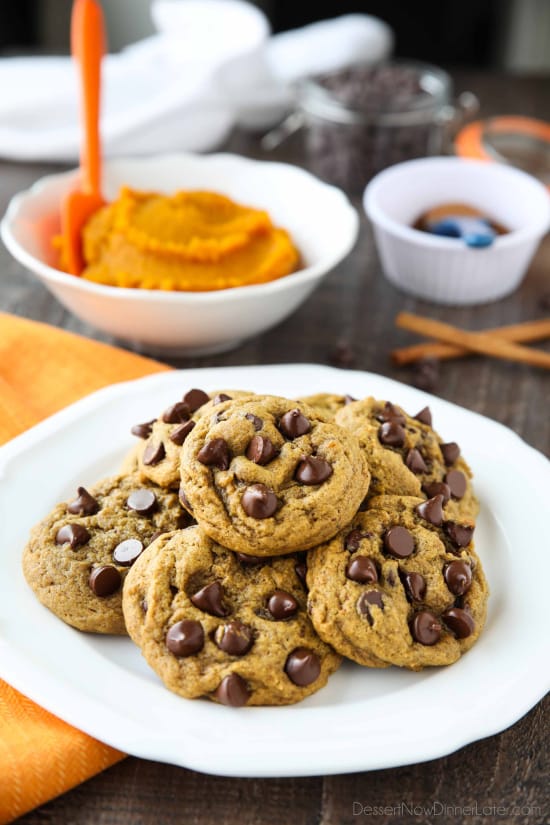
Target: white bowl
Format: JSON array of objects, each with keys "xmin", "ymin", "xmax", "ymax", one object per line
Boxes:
[
  {"xmin": 1, "ymin": 153, "xmax": 358, "ymax": 355},
  {"xmin": 364, "ymin": 157, "xmax": 550, "ymax": 305}
]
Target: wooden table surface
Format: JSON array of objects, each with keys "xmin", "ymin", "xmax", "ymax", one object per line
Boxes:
[{"xmin": 2, "ymin": 71, "xmax": 548, "ymax": 825}]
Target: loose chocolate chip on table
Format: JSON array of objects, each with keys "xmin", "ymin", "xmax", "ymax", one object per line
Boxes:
[
  {"xmin": 182, "ymin": 388, "xmax": 210, "ymax": 412},
  {"xmin": 402, "ymin": 571, "xmax": 426, "ymax": 602},
  {"xmin": 179, "ymin": 487, "xmax": 193, "ymax": 511},
  {"xmin": 67, "ymin": 487, "xmax": 99, "ymax": 516},
  {"xmin": 378, "ymin": 421, "xmax": 405, "ymax": 447},
  {"xmin": 246, "ymin": 435, "xmax": 278, "ymax": 465},
  {"xmin": 197, "ymin": 438, "xmax": 231, "ymax": 470},
  {"xmin": 384, "ymin": 526, "xmax": 415, "ymax": 558},
  {"xmin": 329, "ymin": 340, "xmax": 355, "ymax": 369},
  {"xmin": 131, "ymin": 419, "xmax": 156, "ymax": 439},
  {"xmin": 376, "ymin": 402, "xmax": 406, "ymax": 425},
  {"xmin": 440, "ymin": 442, "xmax": 460, "ymax": 466},
  {"xmin": 357, "ymin": 589, "xmax": 384, "ymax": 625},
  {"xmin": 444, "ymin": 561, "xmax": 472, "ymax": 596},
  {"xmin": 295, "ymin": 456, "xmax": 333, "ymax": 485},
  {"xmin": 241, "ymin": 484, "xmax": 278, "ymax": 519},
  {"xmin": 166, "ymin": 620, "xmax": 204, "ymax": 656},
  {"xmin": 422, "ymin": 481, "xmax": 451, "ymax": 503},
  {"xmin": 127, "ymin": 489, "xmax": 157, "ymax": 516},
  {"xmin": 214, "ymin": 673, "xmax": 250, "ymax": 707},
  {"xmin": 55, "ymin": 523, "xmax": 90, "ymax": 549},
  {"xmin": 413, "ymin": 357, "xmax": 440, "ymax": 392},
  {"xmin": 214, "ymin": 621, "xmax": 254, "ymax": 655},
  {"xmin": 410, "ymin": 610, "xmax": 442, "ymax": 645},
  {"xmin": 113, "ymin": 538, "xmax": 143, "ymax": 566},
  {"xmin": 89, "ymin": 565, "xmax": 121, "ymax": 597},
  {"xmin": 442, "ymin": 607, "xmax": 475, "ymax": 638},
  {"xmin": 414, "ymin": 406, "xmax": 433, "ymax": 427},
  {"xmin": 295, "ymin": 559, "xmax": 307, "ymax": 586},
  {"xmin": 444, "ymin": 521, "xmax": 474, "ymax": 548},
  {"xmin": 444, "ymin": 469, "xmax": 467, "ymax": 499},
  {"xmin": 415, "ymin": 494, "xmax": 444, "ymax": 526},
  {"xmin": 191, "ymin": 581, "xmax": 228, "ymax": 617},
  {"xmin": 162, "ymin": 401, "xmax": 190, "ymax": 424},
  {"xmin": 245, "ymin": 412, "xmax": 263, "ymax": 431},
  {"xmin": 142, "ymin": 441, "xmax": 166, "ymax": 466},
  {"xmin": 170, "ymin": 420, "xmax": 195, "ymax": 446},
  {"xmin": 346, "ymin": 555, "xmax": 378, "ymax": 584},
  {"xmin": 285, "ymin": 647, "xmax": 321, "ymax": 686},
  {"xmin": 213, "ymin": 393, "xmax": 232, "ymax": 404},
  {"xmin": 405, "ymin": 448, "xmax": 428, "ymax": 474},
  {"xmin": 235, "ymin": 552, "xmax": 266, "ymax": 565},
  {"xmin": 278, "ymin": 409, "xmax": 311, "ymax": 439},
  {"xmin": 267, "ymin": 590, "xmax": 298, "ymax": 620}
]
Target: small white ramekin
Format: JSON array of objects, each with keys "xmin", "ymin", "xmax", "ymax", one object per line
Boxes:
[{"xmin": 364, "ymin": 157, "xmax": 550, "ymax": 305}]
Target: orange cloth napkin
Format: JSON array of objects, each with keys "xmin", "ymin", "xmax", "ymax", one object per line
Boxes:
[{"xmin": 0, "ymin": 312, "xmax": 170, "ymax": 824}]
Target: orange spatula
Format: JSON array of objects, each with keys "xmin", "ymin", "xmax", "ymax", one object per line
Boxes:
[{"xmin": 60, "ymin": 0, "xmax": 106, "ymax": 275}]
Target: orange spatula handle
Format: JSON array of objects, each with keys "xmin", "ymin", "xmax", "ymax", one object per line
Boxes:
[{"xmin": 71, "ymin": 0, "xmax": 105, "ymax": 196}]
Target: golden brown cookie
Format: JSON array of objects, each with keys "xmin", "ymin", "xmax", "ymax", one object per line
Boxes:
[
  {"xmin": 307, "ymin": 495, "xmax": 488, "ymax": 670},
  {"xmin": 123, "ymin": 528, "xmax": 341, "ymax": 705},
  {"xmin": 179, "ymin": 395, "xmax": 370, "ymax": 555},
  {"xmin": 296, "ymin": 393, "xmax": 354, "ymax": 420}
]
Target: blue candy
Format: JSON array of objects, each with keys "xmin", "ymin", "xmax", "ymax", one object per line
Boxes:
[{"xmin": 428, "ymin": 216, "xmax": 496, "ymax": 248}]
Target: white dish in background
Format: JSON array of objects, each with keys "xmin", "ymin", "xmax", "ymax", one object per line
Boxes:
[
  {"xmin": 0, "ymin": 154, "xmax": 358, "ymax": 356},
  {"xmin": 364, "ymin": 157, "xmax": 550, "ymax": 305},
  {"xmin": 0, "ymin": 364, "xmax": 549, "ymax": 778}
]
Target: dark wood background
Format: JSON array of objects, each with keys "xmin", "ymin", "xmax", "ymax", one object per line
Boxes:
[{"xmin": 2, "ymin": 71, "xmax": 548, "ymax": 824}]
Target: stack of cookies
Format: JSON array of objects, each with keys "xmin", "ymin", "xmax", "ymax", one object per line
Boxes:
[{"xmin": 23, "ymin": 387, "xmax": 488, "ymax": 707}]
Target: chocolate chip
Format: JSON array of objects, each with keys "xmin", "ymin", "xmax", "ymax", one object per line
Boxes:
[
  {"xmin": 55, "ymin": 523, "xmax": 90, "ymax": 549},
  {"xmin": 89, "ymin": 565, "xmax": 121, "ymax": 597},
  {"xmin": 345, "ymin": 529, "xmax": 367, "ymax": 551},
  {"xmin": 166, "ymin": 620, "xmax": 204, "ymax": 656},
  {"xmin": 284, "ymin": 648, "xmax": 321, "ymax": 686},
  {"xmin": 142, "ymin": 441, "xmax": 165, "ymax": 466},
  {"xmin": 278, "ymin": 409, "xmax": 311, "ymax": 439},
  {"xmin": 148, "ymin": 530, "xmax": 166, "ymax": 545},
  {"xmin": 170, "ymin": 420, "xmax": 195, "ymax": 445},
  {"xmin": 442, "ymin": 607, "xmax": 475, "ymax": 638},
  {"xmin": 402, "ymin": 571, "xmax": 426, "ymax": 601},
  {"xmin": 413, "ymin": 357, "xmax": 440, "ymax": 392},
  {"xmin": 358, "ymin": 497, "xmax": 369, "ymax": 512},
  {"xmin": 346, "ymin": 556, "xmax": 378, "ymax": 584},
  {"xmin": 384, "ymin": 526, "xmax": 415, "ymax": 558},
  {"xmin": 182, "ymin": 388, "xmax": 210, "ymax": 412},
  {"xmin": 444, "ymin": 561, "xmax": 472, "ymax": 596},
  {"xmin": 246, "ymin": 435, "xmax": 278, "ymax": 465},
  {"xmin": 378, "ymin": 421, "xmax": 405, "ymax": 447},
  {"xmin": 162, "ymin": 401, "xmax": 190, "ymax": 424},
  {"xmin": 241, "ymin": 484, "xmax": 278, "ymax": 519},
  {"xmin": 376, "ymin": 402, "xmax": 406, "ymax": 425},
  {"xmin": 415, "ymin": 494, "xmax": 444, "ymax": 526},
  {"xmin": 444, "ymin": 522, "xmax": 474, "ymax": 548},
  {"xmin": 67, "ymin": 487, "xmax": 98, "ymax": 516},
  {"xmin": 131, "ymin": 419, "xmax": 156, "ymax": 439},
  {"xmin": 414, "ymin": 406, "xmax": 432, "ymax": 427},
  {"xmin": 410, "ymin": 610, "xmax": 441, "ymax": 645},
  {"xmin": 127, "ymin": 489, "xmax": 157, "ymax": 516},
  {"xmin": 444, "ymin": 470, "xmax": 467, "ymax": 499},
  {"xmin": 295, "ymin": 560, "xmax": 307, "ymax": 586},
  {"xmin": 179, "ymin": 487, "xmax": 193, "ymax": 511},
  {"xmin": 245, "ymin": 412, "xmax": 263, "ymax": 431},
  {"xmin": 235, "ymin": 552, "xmax": 265, "ymax": 565},
  {"xmin": 190, "ymin": 581, "xmax": 228, "ymax": 617},
  {"xmin": 214, "ymin": 621, "xmax": 254, "ymax": 655},
  {"xmin": 197, "ymin": 438, "xmax": 230, "ymax": 470},
  {"xmin": 213, "ymin": 393, "xmax": 232, "ymax": 404},
  {"xmin": 422, "ymin": 481, "xmax": 451, "ymax": 503},
  {"xmin": 141, "ymin": 598, "xmax": 148, "ymax": 613},
  {"xmin": 113, "ymin": 538, "xmax": 143, "ymax": 566},
  {"xmin": 267, "ymin": 590, "xmax": 298, "ymax": 620},
  {"xmin": 357, "ymin": 589, "xmax": 384, "ymax": 624},
  {"xmin": 441, "ymin": 442, "xmax": 460, "ymax": 465},
  {"xmin": 214, "ymin": 674, "xmax": 250, "ymax": 707},
  {"xmin": 329, "ymin": 339, "xmax": 355, "ymax": 368},
  {"xmin": 405, "ymin": 448, "xmax": 428, "ymax": 474},
  {"xmin": 344, "ymin": 394, "xmax": 356, "ymax": 404},
  {"xmin": 295, "ymin": 456, "xmax": 333, "ymax": 485}
]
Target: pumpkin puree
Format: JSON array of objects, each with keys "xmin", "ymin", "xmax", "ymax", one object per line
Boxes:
[{"xmin": 79, "ymin": 188, "xmax": 300, "ymax": 291}]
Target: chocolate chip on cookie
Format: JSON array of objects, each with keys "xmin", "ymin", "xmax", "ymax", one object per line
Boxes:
[
  {"xmin": 246, "ymin": 435, "xmax": 278, "ymax": 465},
  {"xmin": 55, "ymin": 523, "xmax": 90, "ymax": 549},
  {"xmin": 131, "ymin": 419, "xmax": 156, "ymax": 439},
  {"xmin": 142, "ymin": 441, "xmax": 166, "ymax": 466},
  {"xmin": 67, "ymin": 486, "xmax": 99, "ymax": 516},
  {"xmin": 169, "ymin": 420, "xmax": 195, "ymax": 445},
  {"xmin": 191, "ymin": 581, "xmax": 228, "ymax": 617},
  {"xmin": 441, "ymin": 442, "xmax": 460, "ymax": 466},
  {"xmin": 182, "ymin": 388, "xmax": 210, "ymax": 412},
  {"xmin": 197, "ymin": 438, "xmax": 231, "ymax": 470},
  {"xmin": 295, "ymin": 456, "xmax": 332, "ymax": 485},
  {"xmin": 267, "ymin": 590, "xmax": 298, "ymax": 620},
  {"xmin": 378, "ymin": 421, "xmax": 406, "ymax": 447},
  {"xmin": 89, "ymin": 565, "xmax": 121, "ymax": 597},
  {"xmin": 166, "ymin": 620, "xmax": 205, "ymax": 656}
]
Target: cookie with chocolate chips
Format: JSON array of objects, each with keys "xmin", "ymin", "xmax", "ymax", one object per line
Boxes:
[
  {"xmin": 123, "ymin": 527, "xmax": 341, "ymax": 705},
  {"xmin": 132, "ymin": 389, "xmax": 255, "ymax": 489},
  {"xmin": 335, "ymin": 398, "xmax": 479, "ymax": 523},
  {"xmin": 306, "ymin": 495, "xmax": 488, "ymax": 671},
  {"xmin": 296, "ymin": 393, "xmax": 356, "ymax": 420},
  {"xmin": 22, "ymin": 473, "xmax": 190, "ymax": 634},
  {"xmin": 179, "ymin": 395, "xmax": 370, "ymax": 556}
]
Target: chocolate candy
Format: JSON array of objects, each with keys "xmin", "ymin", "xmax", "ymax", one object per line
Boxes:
[
  {"xmin": 378, "ymin": 421, "xmax": 405, "ymax": 447},
  {"xmin": 166, "ymin": 620, "xmax": 204, "ymax": 656},
  {"xmin": 67, "ymin": 487, "xmax": 98, "ymax": 516},
  {"xmin": 214, "ymin": 673, "xmax": 250, "ymax": 707},
  {"xmin": 246, "ymin": 435, "xmax": 278, "ymax": 465},
  {"xmin": 444, "ymin": 470, "xmax": 467, "ymax": 499},
  {"xmin": 213, "ymin": 393, "xmax": 232, "ymax": 404},
  {"xmin": 357, "ymin": 589, "xmax": 384, "ymax": 625},
  {"xmin": 267, "ymin": 590, "xmax": 298, "ymax": 620},
  {"xmin": 384, "ymin": 526, "xmax": 414, "ymax": 558},
  {"xmin": 346, "ymin": 556, "xmax": 378, "ymax": 584},
  {"xmin": 444, "ymin": 522, "xmax": 474, "ymax": 548},
  {"xmin": 442, "ymin": 607, "xmax": 474, "ymax": 638},
  {"xmin": 415, "ymin": 494, "xmax": 444, "ymax": 526},
  {"xmin": 414, "ymin": 406, "xmax": 432, "ymax": 426},
  {"xmin": 170, "ymin": 420, "xmax": 195, "ymax": 445},
  {"xmin": 131, "ymin": 419, "xmax": 155, "ymax": 439},
  {"xmin": 190, "ymin": 581, "xmax": 228, "ymax": 617},
  {"xmin": 444, "ymin": 561, "xmax": 472, "ymax": 596},
  {"xmin": 295, "ymin": 559, "xmax": 307, "ymax": 586},
  {"xmin": 55, "ymin": 523, "xmax": 90, "ymax": 549},
  {"xmin": 179, "ymin": 487, "xmax": 193, "ymax": 511},
  {"xmin": 285, "ymin": 647, "xmax": 321, "ymax": 686},
  {"xmin": 245, "ymin": 412, "xmax": 263, "ymax": 431},
  {"xmin": 278, "ymin": 409, "xmax": 311, "ymax": 439},
  {"xmin": 214, "ymin": 621, "xmax": 254, "ymax": 655},
  {"xmin": 410, "ymin": 610, "xmax": 441, "ymax": 645},
  {"xmin": 440, "ymin": 442, "xmax": 460, "ymax": 466},
  {"xmin": 402, "ymin": 571, "xmax": 426, "ymax": 602},
  {"xmin": 345, "ymin": 529, "xmax": 368, "ymax": 551},
  {"xmin": 376, "ymin": 402, "xmax": 406, "ymax": 425},
  {"xmin": 197, "ymin": 438, "xmax": 230, "ymax": 471},
  {"xmin": 241, "ymin": 484, "xmax": 278, "ymax": 519},
  {"xmin": 405, "ymin": 448, "xmax": 428, "ymax": 474},
  {"xmin": 142, "ymin": 442, "xmax": 165, "ymax": 466},
  {"xmin": 422, "ymin": 481, "xmax": 451, "ymax": 503},
  {"xmin": 127, "ymin": 489, "xmax": 157, "ymax": 516},
  {"xmin": 162, "ymin": 401, "xmax": 190, "ymax": 424},
  {"xmin": 295, "ymin": 456, "xmax": 332, "ymax": 485},
  {"xmin": 89, "ymin": 565, "xmax": 121, "ymax": 597},
  {"xmin": 182, "ymin": 388, "xmax": 209, "ymax": 412},
  {"xmin": 113, "ymin": 538, "xmax": 143, "ymax": 566}
]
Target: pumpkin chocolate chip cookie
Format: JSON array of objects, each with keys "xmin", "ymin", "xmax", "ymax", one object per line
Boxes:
[
  {"xmin": 179, "ymin": 395, "xmax": 371, "ymax": 555},
  {"xmin": 296, "ymin": 392, "xmax": 356, "ymax": 420},
  {"xmin": 306, "ymin": 495, "xmax": 488, "ymax": 671},
  {"xmin": 123, "ymin": 527, "xmax": 341, "ymax": 705},
  {"xmin": 22, "ymin": 473, "xmax": 190, "ymax": 634}
]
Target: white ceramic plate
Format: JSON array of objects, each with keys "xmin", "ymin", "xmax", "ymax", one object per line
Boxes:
[{"xmin": 0, "ymin": 364, "xmax": 548, "ymax": 777}]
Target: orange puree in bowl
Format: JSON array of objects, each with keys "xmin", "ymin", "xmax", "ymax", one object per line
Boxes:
[{"xmin": 78, "ymin": 188, "xmax": 300, "ymax": 291}]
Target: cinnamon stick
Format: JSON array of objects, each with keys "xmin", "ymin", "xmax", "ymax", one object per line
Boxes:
[
  {"xmin": 395, "ymin": 312, "xmax": 550, "ymax": 370},
  {"xmin": 391, "ymin": 317, "xmax": 550, "ymax": 365}
]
